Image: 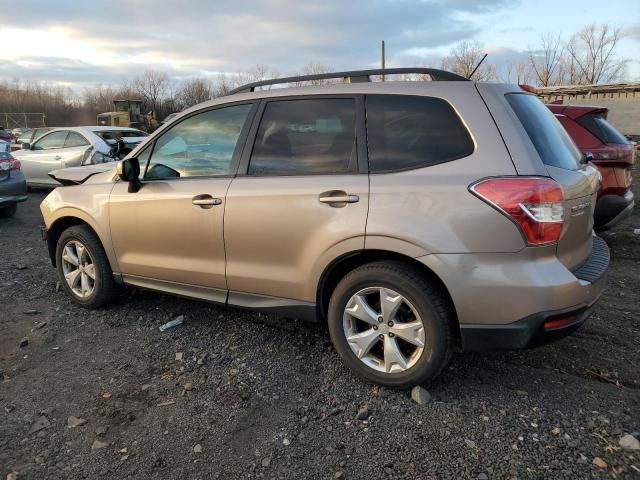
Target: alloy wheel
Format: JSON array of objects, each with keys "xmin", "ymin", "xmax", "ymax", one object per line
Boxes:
[
  {"xmin": 342, "ymin": 287, "xmax": 425, "ymax": 374},
  {"xmin": 60, "ymin": 240, "xmax": 96, "ymax": 298}
]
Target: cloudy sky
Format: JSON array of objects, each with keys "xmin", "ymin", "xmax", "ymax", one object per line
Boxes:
[{"xmin": 1, "ymin": 0, "xmax": 638, "ymax": 89}]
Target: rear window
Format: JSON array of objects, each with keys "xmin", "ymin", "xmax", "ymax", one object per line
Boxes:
[
  {"xmin": 577, "ymin": 113, "xmax": 629, "ymax": 145},
  {"xmin": 506, "ymin": 93, "xmax": 581, "ymax": 170},
  {"xmin": 366, "ymin": 95, "xmax": 474, "ymax": 172}
]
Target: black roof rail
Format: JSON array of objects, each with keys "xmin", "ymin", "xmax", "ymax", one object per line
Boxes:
[{"xmin": 226, "ymin": 67, "xmax": 468, "ymax": 95}]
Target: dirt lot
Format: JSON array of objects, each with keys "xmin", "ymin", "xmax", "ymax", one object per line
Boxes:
[{"xmin": 1, "ymin": 174, "xmax": 639, "ymax": 480}]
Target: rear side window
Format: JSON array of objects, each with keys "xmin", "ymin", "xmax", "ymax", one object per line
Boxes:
[
  {"xmin": 577, "ymin": 113, "xmax": 629, "ymax": 145},
  {"xmin": 506, "ymin": 93, "xmax": 581, "ymax": 170},
  {"xmin": 366, "ymin": 95, "xmax": 474, "ymax": 173},
  {"xmin": 65, "ymin": 132, "xmax": 89, "ymax": 148},
  {"xmin": 249, "ymin": 98, "xmax": 356, "ymax": 176}
]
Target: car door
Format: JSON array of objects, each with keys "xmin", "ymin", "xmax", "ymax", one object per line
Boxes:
[
  {"xmin": 18, "ymin": 130, "xmax": 69, "ymax": 184},
  {"xmin": 109, "ymin": 102, "xmax": 256, "ymax": 301},
  {"xmin": 224, "ymin": 96, "xmax": 369, "ymax": 306}
]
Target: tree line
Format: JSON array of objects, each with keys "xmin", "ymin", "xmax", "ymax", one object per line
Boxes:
[
  {"xmin": 445, "ymin": 23, "xmax": 628, "ymax": 85},
  {"xmin": 0, "ymin": 23, "xmax": 631, "ymax": 129}
]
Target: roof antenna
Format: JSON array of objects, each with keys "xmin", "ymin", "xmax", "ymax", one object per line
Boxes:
[{"xmin": 468, "ymin": 53, "xmax": 488, "ymax": 80}]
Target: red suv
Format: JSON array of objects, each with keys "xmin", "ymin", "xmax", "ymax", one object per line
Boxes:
[{"xmin": 547, "ymin": 104, "xmax": 635, "ymax": 230}]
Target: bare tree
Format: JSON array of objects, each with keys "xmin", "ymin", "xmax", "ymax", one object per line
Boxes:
[
  {"xmin": 566, "ymin": 23, "xmax": 626, "ymax": 84},
  {"xmin": 177, "ymin": 78, "xmax": 212, "ymax": 109},
  {"xmin": 133, "ymin": 70, "xmax": 170, "ymax": 113},
  {"xmin": 292, "ymin": 63, "xmax": 337, "ymax": 86},
  {"xmin": 502, "ymin": 58, "xmax": 532, "ymax": 84},
  {"xmin": 441, "ymin": 41, "xmax": 496, "ymax": 81},
  {"xmin": 528, "ymin": 34, "xmax": 564, "ymax": 86},
  {"xmin": 555, "ymin": 47, "xmax": 580, "ymax": 85}
]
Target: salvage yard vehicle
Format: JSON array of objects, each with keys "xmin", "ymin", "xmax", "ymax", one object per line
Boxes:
[
  {"xmin": 547, "ymin": 104, "xmax": 635, "ymax": 231},
  {"xmin": 97, "ymin": 100, "xmax": 159, "ymax": 132},
  {"xmin": 12, "ymin": 127, "xmax": 53, "ymax": 151},
  {"xmin": 0, "ymin": 149, "xmax": 27, "ymax": 217},
  {"xmin": 13, "ymin": 126, "xmax": 147, "ymax": 187},
  {"xmin": 40, "ymin": 68, "xmax": 608, "ymax": 388}
]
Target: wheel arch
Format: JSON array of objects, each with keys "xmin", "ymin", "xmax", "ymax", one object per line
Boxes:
[
  {"xmin": 46, "ymin": 215, "xmax": 114, "ymax": 270},
  {"xmin": 316, "ymin": 249, "xmax": 461, "ymax": 347}
]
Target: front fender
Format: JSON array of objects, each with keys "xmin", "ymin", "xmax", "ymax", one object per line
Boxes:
[{"xmin": 40, "ymin": 185, "xmax": 118, "ymax": 272}]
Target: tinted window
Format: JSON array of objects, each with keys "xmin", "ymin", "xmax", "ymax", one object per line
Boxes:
[
  {"xmin": 65, "ymin": 132, "xmax": 89, "ymax": 147},
  {"xmin": 507, "ymin": 93, "xmax": 581, "ymax": 170},
  {"xmin": 249, "ymin": 98, "xmax": 356, "ymax": 176},
  {"xmin": 34, "ymin": 131, "xmax": 68, "ymax": 150},
  {"xmin": 145, "ymin": 104, "xmax": 252, "ymax": 179},
  {"xmin": 577, "ymin": 113, "xmax": 629, "ymax": 145},
  {"xmin": 366, "ymin": 95, "xmax": 474, "ymax": 173}
]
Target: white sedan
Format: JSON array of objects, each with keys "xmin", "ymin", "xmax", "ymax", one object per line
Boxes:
[{"xmin": 13, "ymin": 126, "xmax": 148, "ymax": 187}]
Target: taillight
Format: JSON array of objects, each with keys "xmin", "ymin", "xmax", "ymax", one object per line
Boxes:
[
  {"xmin": 0, "ymin": 157, "xmax": 21, "ymax": 171},
  {"xmin": 470, "ymin": 177, "xmax": 564, "ymax": 246},
  {"xmin": 589, "ymin": 148, "xmax": 634, "ymax": 167}
]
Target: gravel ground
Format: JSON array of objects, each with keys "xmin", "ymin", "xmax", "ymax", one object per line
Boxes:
[{"xmin": 1, "ymin": 175, "xmax": 639, "ymax": 480}]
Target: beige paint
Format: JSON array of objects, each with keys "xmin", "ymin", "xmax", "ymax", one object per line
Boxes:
[
  {"xmin": 224, "ymin": 174, "xmax": 369, "ymax": 302},
  {"xmin": 109, "ymin": 177, "xmax": 231, "ymax": 289}
]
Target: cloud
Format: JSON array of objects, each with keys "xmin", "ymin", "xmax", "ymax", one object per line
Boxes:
[
  {"xmin": 1, "ymin": 0, "xmax": 520, "ymax": 87},
  {"xmin": 622, "ymin": 23, "xmax": 640, "ymax": 42}
]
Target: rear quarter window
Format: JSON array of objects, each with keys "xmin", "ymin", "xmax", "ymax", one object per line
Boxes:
[
  {"xmin": 366, "ymin": 95, "xmax": 474, "ymax": 173},
  {"xmin": 506, "ymin": 93, "xmax": 581, "ymax": 170}
]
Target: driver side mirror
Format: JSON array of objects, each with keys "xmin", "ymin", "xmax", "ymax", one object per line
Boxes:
[
  {"xmin": 116, "ymin": 157, "xmax": 142, "ymax": 193},
  {"xmin": 21, "ymin": 142, "xmax": 31, "ymax": 150}
]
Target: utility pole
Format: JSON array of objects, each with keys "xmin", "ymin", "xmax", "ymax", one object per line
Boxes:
[{"xmin": 381, "ymin": 40, "xmax": 386, "ymax": 81}]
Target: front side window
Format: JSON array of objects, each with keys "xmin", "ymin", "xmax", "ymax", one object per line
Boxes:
[
  {"xmin": 34, "ymin": 131, "xmax": 68, "ymax": 150},
  {"xmin": 249, "ymin": 98, "xmax": 357, "ymax": 176},
  {"xmin": 145, "ymin": 104, "xmax": 253, "ymax": 179},
  {"xmin": 65, "ymin": 132, "xmax": 89, "ymax": 148},
  {"xmin": 366, "ymin": 95, "xmax": 474, "ymax": 173}
]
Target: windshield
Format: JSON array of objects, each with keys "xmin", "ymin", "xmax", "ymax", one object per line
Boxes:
[
  {"xmin": 507, "ymin": 93, "xmax": 581, "ymax": 170},
  {"xmin": 94, "ymin": 130, "xmax": 148, "ymax": 141}
]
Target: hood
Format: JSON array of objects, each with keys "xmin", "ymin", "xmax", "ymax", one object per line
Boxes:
[{"xmin": 48, "ymin": 163, "xmax": 116, "ymax": 186}]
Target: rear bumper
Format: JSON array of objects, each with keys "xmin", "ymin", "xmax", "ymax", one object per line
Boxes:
[
  {"xmin": 460, "ymin": 302, "xmax": 597, "ymax": 350},
  {"xmin": 417, "ymin": 236, "xmax": 609, "ymax": 350},
  {"xmin": 0, "ymin": 171, "xmax": 28, "ymax": 206},
  {"xmin": 594, "ymin": 190, "xmax": 634, "ymax": 231}
]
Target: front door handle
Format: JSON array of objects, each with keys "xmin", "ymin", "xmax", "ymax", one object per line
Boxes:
[
  {"xmin": 54, "ymin": 155, "xmax": 62, "ymax": 161},
  {"xmin": 192, "ymin": 194, "xmax": 222, "ymax": 209},
  {"xmin": 319, "ymin": 193, "xmax": 359, "ymax": 205}
]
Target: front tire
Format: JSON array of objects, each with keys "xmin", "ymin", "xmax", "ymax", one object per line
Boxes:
[
  {"xmin": 328, "ymin": 261, "xmax": 453, "ymax": 388},
  {"xmin": 0, "ymin": 204, "xmax": 17, "ymax": 218},
  {"xmin": 56, "ymin": 225, "xmax": 116, "ymax": 309}
]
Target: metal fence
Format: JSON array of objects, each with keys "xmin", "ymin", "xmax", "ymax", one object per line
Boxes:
[{"xmin": 0, "ymin": 113, "xmax": 46, "ymax": 129}]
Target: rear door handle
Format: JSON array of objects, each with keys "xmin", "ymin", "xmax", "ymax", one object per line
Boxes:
[
  {"xmin": 54, "ymin": 155, "xmax": 62, "ymax": 161},
  {"xmin": 319, "ymin": 193, "xmax": 359, "ymax": 204},
  {"xmin": 192, "ymin": 194, "xmax": 222, "ymax": 208}
]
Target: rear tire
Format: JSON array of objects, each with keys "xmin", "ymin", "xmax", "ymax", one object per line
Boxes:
[
  {"xmin": 328, "ymin": 261, "xmax": 453, "ymax": 388},
  {"xmin": 56, "ymin": 225, "xmax": 117, "ymax": 309},
  {"xmin": 0, "ymin": 204, "xmax": 17, "ymax": 218}
]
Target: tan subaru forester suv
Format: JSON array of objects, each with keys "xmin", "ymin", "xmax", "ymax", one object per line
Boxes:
[{"xmin": 41, "ymin": 68, "xmax": 609, "ymax": 388}]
